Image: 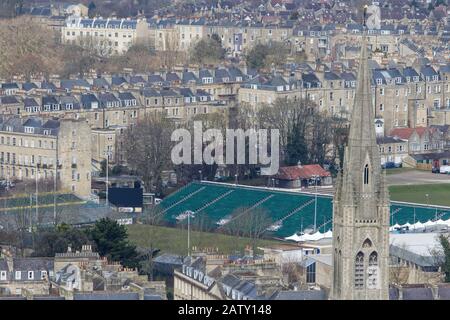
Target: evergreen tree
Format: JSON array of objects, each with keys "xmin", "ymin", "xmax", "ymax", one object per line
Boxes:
[
  {"xmin": 88, "ymin": 1, "xmax": 97, "ymax": 18},
  {"xmin": 285, "ymin": 119, "xmax": 308, "ymax": 166},
  {"xmin": 89, "ymin": 218, "xmax": 140, "ymax": 268}
]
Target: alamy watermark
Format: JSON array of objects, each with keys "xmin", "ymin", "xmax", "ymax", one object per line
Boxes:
[{"xmin": 171, "ymin": 121, "xmax": 280, "ymax": 175}]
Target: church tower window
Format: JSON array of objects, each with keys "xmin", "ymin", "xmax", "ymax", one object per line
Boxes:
[
  {"xmin": 355, "ymin": 252, "xmax": 364, "ymax": 289},
  {"xmin": 364, "ymin": 164, "xmax": 369, "ymax": 185},
  {"xmin": 368, "ymin": 251, "xmax": 378, "ymax": 289}
]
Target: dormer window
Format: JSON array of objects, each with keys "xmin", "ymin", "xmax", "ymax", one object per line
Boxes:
[
  {"xmin": 43, "ymin": 130, "xmax": 50, "ymax": 135},
  {"xmin": 376, "ymin": 79, "xmax": 382, "ymax": 85},
  {"xmin": 24, "ymin": 127, "xmax": 34, "ymax": 134}
]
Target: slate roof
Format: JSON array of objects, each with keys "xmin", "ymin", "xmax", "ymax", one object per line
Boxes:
[
  {"xmin": 153, "ymin": 253, "xmax": 183, "ymax": 265},
  {"xmin": 93, "ymin": 78, "xmax": 111, "ymax": 89},
  {"xmin": 22, "ymin": 82, "xmax": 38, "ymax": 91},
  {"xmin": 302, "ymin": 73, "xmax": 321, "ymax": 87},
  {"xmin": 148, "ymin": 74, "xmax": 165, "ymax": 84},
  {"xmin": 324, "ymin": 71, "xmax": 340, "ymax": 81},
  {"xmin": 1, "ymin": 83, "xmax": 19, "ymax": 90},
  {"xmin": 80, "ymin": 93, "xmax": 99, "ymax": 108},
  {"xmin": 73, "ymin": 292, "xmax": 140, "ymax": 300},
  {"xmin": 118, "ymin": 92, "xmax": 136, "ymax": 101},
  {"xmin": 0, "ymin": 96, "xmax": 20, "ymax": 104},
  {"xmin": 142, "ymin": 88, "xmax": 161, "ymax": 97},
  {"xmin": 389, "ymin": 287, "xmax": 399, "ymax": 300},
  {"xmin": 273, "ymin": 290, "xmax": 326, "ymax": 300},
  {"xmin": 41, "ymin": 82, "xmax": 57, "ymax": 91},
  {"xmin": 199, "ymin": 69, "xmax": 213, "ymax": 79},
  {"xmin": 166, "ymin": 72, "xmax": 181, "ymax": 82},
  {"xmin": 182, "ymin": 71, "xmax": 199, "ymax": 83},
  {"xmin": 12, "ymin": 258, "xmax": 54, "ymax": 280},
  {"xmin": 438, "ymin": 285, "xmax": 450, "ymax": 300},
  {"xmin": 402, "ymin": 287, "xmax": 434, "ymax": 300},
  {"xmin": 111, "ymin": 76, "xmax": 128, "ymax": 86}
]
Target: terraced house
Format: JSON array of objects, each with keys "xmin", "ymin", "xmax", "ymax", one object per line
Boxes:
[
  {"xmin": 62, "ymin": 16, "xmax": 150, "ymax": 55},
  {"xmin": 0, "ymin": 116, "xmax": 92, "ymax": 198}
]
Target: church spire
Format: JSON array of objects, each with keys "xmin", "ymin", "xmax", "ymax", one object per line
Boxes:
[
  {"xmin": 331, "ymin": 6, "xmax": 390, "ymax": 300},
  {"xmin": 347, "ymin": 25, "xmax": 376, "ymax": 157},
  {"xmin": 342, "ymin": 13, "xmax": 382, "ymax": 211}
]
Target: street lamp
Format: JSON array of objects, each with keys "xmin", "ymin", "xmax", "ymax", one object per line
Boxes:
[
  {"xmin": 199, "ymin": 170, "xmax": 202, "ymax": 181},
  {"xmin": 235, "ymin": 174, "xmax": 238, "ymax": 185},
  {"xmin": 105, "ymin": 150, "xmax": 112, "ymax": 207}
]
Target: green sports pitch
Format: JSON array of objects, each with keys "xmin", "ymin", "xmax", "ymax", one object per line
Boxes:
[{"xmin": 156, "ymin": 181, "xmax": 450, "ymax": 238}]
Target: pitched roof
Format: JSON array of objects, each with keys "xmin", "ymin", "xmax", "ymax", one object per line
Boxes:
[
  {"xmin": 402, "ymin": 287, "xmax": 434, "ymax": 300},
  {"xmin": 273, "ymin": 290, "xmax": 326, "ymax": 300},
  {"xmin": 275, "ymin": 165, "xmax": 331, "ymax": 180},
  {"xmin": 389, "ymin": 127, "xmax": 427, "ymax": 139}
]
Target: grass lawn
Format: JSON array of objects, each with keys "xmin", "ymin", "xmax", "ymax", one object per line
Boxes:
[
  {"xmin": 389, "ymin": 183, "xmax": 450, "ymax": 206},
  {"xmin": 126, "ymin": 224, "xmax": 285, "ymax": 255},
  {"xmin": 383, "ymin": 167, "xmax": 416, "ymax": 175}
]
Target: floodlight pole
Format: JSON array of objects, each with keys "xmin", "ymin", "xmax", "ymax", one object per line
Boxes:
[
  {"xmin": 35, "ymin": 163, "xmax": 38, "ymax": 228},
  {"xmin": 187, "ymin": 211, "xmax": 191, "ymax": 257}
]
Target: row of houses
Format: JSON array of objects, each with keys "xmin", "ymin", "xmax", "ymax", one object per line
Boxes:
[{"xmin": 0, "ymin": 245, "xmax": 165, "ymax": 300}]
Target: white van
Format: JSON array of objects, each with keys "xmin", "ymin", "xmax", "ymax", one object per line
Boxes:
[{"xmin": 440, "ymin": 165, "xmax": 450, "ymax": 174}]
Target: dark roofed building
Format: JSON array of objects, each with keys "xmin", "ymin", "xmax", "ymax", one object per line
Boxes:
[
  {"xmin": 402, "ymin": 287, "xmax": 434, "ymax": 300},
  {"xmin": 273, "ymin": 290, "xmax": 326, "ymax": 300},
  {"xmin": 73, "ymin": 292, "xmax": 141, "ymax": 300}
]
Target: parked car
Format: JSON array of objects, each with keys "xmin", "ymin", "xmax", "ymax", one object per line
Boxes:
[
  {"xmin": 382, "ymin": 162, "xmax": 396, "ymax": 169},
  {"xmin": 440, "ymin": 165, "xmax": 450, "ymax": 174},
  {"xmin": 432, "ymin": 167, "xmax": 440, "ymax": 174}
]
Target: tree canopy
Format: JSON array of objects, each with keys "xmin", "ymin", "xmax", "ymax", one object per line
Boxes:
[
  {"xmin": 89, "ymin": 218, "xmax": 140, "ymax": 268},
  {"xmin": 190, "ymin": 34, "xmax": 225, "ymax": 65},
  {"xmin": 246, "ymin": 42, "xmax": 290, "ymax": 70}
]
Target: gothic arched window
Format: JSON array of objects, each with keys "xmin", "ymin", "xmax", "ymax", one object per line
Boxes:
[
  {"xmin": 354, "ymin": 252, "xmax": 364, "ymax": 289},
  {"xmin": 363, "ymin": 238, "xmax": 372, "ymax": 248},
  {"xmin": 368, "ymin": 251, "xmax": 378, "ymax": 289},
  {"xmin": 364, "ymin": 164, "xmax": 369, "ymax": 185}
]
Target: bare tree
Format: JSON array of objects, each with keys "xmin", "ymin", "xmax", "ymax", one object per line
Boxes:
[
  {"xmin": 223, "ymin": 206, "xmax": 273, "ymax": 254},
  {"xmin": 138, "ymin": 205, "xmax": 165, "ymax": 280},
  {"xmin": 430, "ymin": 234, "xmax": 450, "ymax": 283},
  {"xmin": 0, "ymin": 17, "xmax": 62, "ymax": 79},
  {"xmin": 124, "ymin": 113, "xmax": 175, "ymax": 195}
]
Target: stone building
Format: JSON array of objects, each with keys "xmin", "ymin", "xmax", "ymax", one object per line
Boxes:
[
  {"xmin": 331, "ymin": 31, "xmax": 390, "ymax": 300},
  {"xmin": 0, "ymin": 247, "xmax": 54, "ymax": 296},
  {"xmin": 376, "ymin": 136, "xmax": 409, "ymax": 167},
  {"xmin": 62, "ymin": 16, "xmax": 151, "ymax": 55},
  {"xmin": 0, "ymin": 116, "xmax": 92, "ymax": 198},
  {"xmin": 173, "ymin": 251, "xmax": 286, "ymax": 300}
]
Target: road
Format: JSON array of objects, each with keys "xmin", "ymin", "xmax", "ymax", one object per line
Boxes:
[{"xmin": 386, "ymin": 170, "xmax": 450, "ymax": 186}]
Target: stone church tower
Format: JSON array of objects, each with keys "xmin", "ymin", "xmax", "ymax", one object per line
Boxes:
[{"xmin": 331, "ymin": 30, "xmax": 390, "ymax": 300}]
